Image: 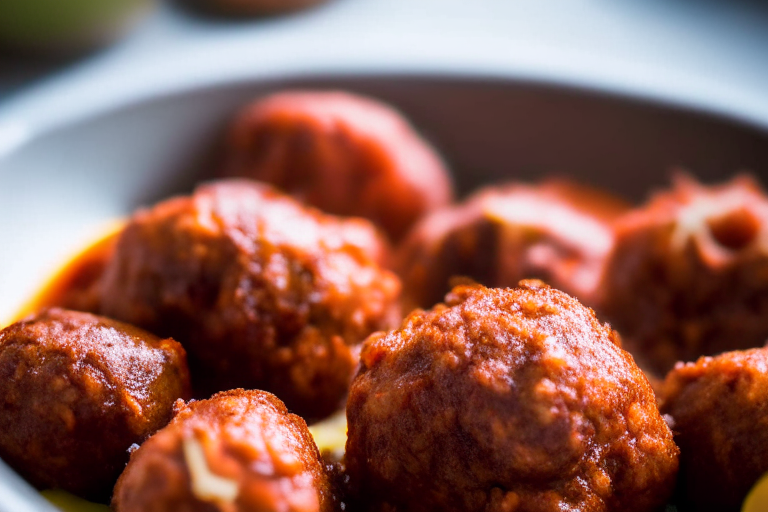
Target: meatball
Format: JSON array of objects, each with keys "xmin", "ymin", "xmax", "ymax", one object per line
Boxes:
[
  {"xmin": 660, "ymin": 347, "xmax": 768, "ymax": 512},
  {"xmin": 99, "ymin": 180, "xmax": 401, "ymax": 419},
  {"xmin": 222, "ymin": 90, "xmax": 453, "ymax": 241},
  {"xmin": 0, "ymin": 308, "xmax": 190, "ymax": 500},
  {"xmin": 396, "ymin": 180, "xmax": 627, "ymax": 311},
  {"xmin": 597, "ymin": 175, "xmax": 768, "ymax": 376},
  {"xmin": 346, "ymin": 282, "xmax": 679, "ymax": 512},
  {"xmin": 113, "ymin": 389, "xmax": 333, "ymax": 512}
]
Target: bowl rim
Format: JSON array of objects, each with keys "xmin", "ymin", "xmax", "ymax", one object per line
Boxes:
[{"xmin": 2, "ymin": 38, "xmax": 768, "ymax": 163}]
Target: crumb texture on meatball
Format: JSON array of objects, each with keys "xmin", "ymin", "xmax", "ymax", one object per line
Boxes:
[
  {"xmin": 113, "ymin": 389, "xmax": 333, "ymax": 512},
  {"xmin": 346, "ymin": 282, "xmax": 679, "ymax": 512},
  {"xmin": 660, "ymin": 347, "xmax": 768, "ymax": 512},
  {"xmin": 0, "ymin": 308, "xmax": 190, "ymax": 499},
  {"xmin": 396, "ymin": 180, "xmax": 627, "ymax": 311},
  {"xmin": 99, "ymin": 180, "xmax": 401, "ymax": 419},
  {"xmin": 598, "ymin": 175, "xmax": 768, "ymax": 376},
  {"xmin": 223, "ymin": 90, "xmax": 453, "ymax": 240}
]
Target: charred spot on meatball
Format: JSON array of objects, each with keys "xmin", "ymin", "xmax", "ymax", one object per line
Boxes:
[
  {"xmin": 396, "ymin": 180, "xmax": 627, "ymax": 311},
  {"xmin": 345, "ymin": 282, "xmax": 679, "ymax": 512},
  {"xmin": 113, "ymin": 389, "xmax": 333, "ymax": 512},
  {"xmin": 99, "ymin": 180, "xmax": 401, "ymax": 420},
  {"xmin": 597, "ymin": 175, "xmax": 768, "ymax": 376},
  {"xmin": 0, "ymin": 308, "xmax": 190, "ymax": 500},
  {"xmin": 660, "ymin": 347, "xmax": 768, "ymax": 512},
  {"xmin": 222, "ymin": 90, "xmax": 453, "ymax": 241}
]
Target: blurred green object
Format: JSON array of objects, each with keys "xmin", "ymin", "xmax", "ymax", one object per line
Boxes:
[
  {"xmin": 41, "ymin": 490, "xmax": 110, "ymax": 512},
  {"xmin": 0, "ymin": 0, "xmax": 154, "ymax": 54}
]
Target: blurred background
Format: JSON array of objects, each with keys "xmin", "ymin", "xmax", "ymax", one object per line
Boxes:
[{"xmin": 2, "ymin": 0, "xmax": 768, "ymax": 120}]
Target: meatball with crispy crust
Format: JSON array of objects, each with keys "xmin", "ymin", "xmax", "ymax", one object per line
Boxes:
[
  {"xmin": 346, "ymin": 282, "xmax": 679, "ymax": 512},
  {"xmin": 99, "ymin": 180, "xmax": 401, "ymax": 420},
  {"xmin": 660, "ymin": 347, "xmax": 768, "ymax": 512},
  {"xmin": 0, "ymin": 308, "xmax": 190, "ymax": 500},
  {"xmin": 222, "ymin": 90, "xmax": 453, "ymax": 241},
  {"xmin": 113, "ymin": 389, "xmax": 333, "ymax": 512},
  {"xmin": 396, "ymin": 180, "xmax": 627, "ymax": 311},
  {"xmin": 597, "ymin": 175, "xmax": 768, "ymax": 376}
]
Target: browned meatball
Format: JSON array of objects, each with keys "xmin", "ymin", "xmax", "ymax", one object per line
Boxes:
[
  {"xmin": 113, "ymin": 389, "xmax": 333, "ymax": 512},
  {"xmin": 99, "ymin": 180, "xmax": 401, "ymax": 420},
  {"xmin": 181, "ymin": 0, "xmax": 329, "ymax": 16},
  {"xmin": 660, "ymin": 348, "xmax": 768, "ymax": 512},
  {"xmin": 346, "ymin": 282, "xmax": 679, "ymax": 512},
  {"xmin": 597, "ymin": 175, "xmax": 768, "ymax": 376},
  {"xmin": 396, "ymin": 180, "xmax": 628, "ymax": 311},
  {"xmin": 0, "ymin": 308, "xmax": 190, "ymax": 500},
  {"xmin": 222, "ymin": 91, "xmax": 453, "ymax": 241}
]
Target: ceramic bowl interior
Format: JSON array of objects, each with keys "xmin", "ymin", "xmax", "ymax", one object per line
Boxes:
[{"xmin": 2, "ymin": 74, "xmax": 768, "ymax": 511}]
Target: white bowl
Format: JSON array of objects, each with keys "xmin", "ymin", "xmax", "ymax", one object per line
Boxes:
[{"xmin": 1, "ymin": 74, "xmax": 768, "ymax": 510}]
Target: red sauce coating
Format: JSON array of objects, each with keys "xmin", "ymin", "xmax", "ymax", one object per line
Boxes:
[{"xmin": 14, "ymin": 228, "xmax": 118, "ymax": 319}]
